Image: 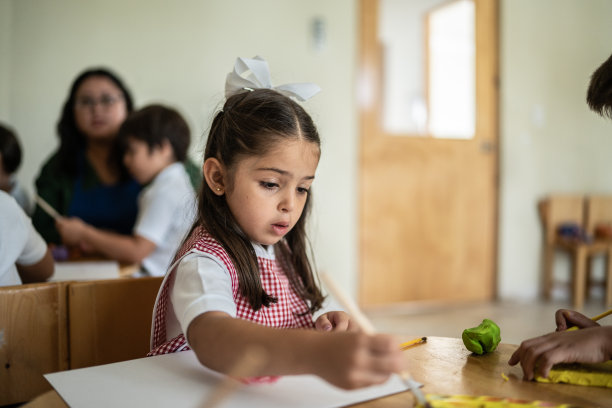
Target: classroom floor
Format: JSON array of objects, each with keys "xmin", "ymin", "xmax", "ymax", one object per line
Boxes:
[{"xmin": 365, "ymin": 298, "xmax": 612, "ymax": 346}]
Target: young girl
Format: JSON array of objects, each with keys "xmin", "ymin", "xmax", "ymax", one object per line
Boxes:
[{"xmin": 149, "ymin": 59, "xmax": 404, "ymax": 390}]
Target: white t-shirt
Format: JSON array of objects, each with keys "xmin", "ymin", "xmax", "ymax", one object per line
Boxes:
[
  {"xmin": 9, "ymin": 177, "xmax": 33, "ymax": 215},
  {"xmin": 134, "ymin": 162, "xmax": 196, "ymax": 277},
  {"xmin": 168, "ymin": 243, "xmax": 342, "ymax": 341},
  {"xmin": 0, "ymin": 190, "xmax": 48, "ymax": 286}
]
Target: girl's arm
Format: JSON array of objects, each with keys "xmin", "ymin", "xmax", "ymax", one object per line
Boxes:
[
  {"xmin": 187, "ymin": 311, "xmax": 405, "ymax": 390},
  {"xmin": 55, "ymin": 217, "xmax": 155, "ymax": 263}
]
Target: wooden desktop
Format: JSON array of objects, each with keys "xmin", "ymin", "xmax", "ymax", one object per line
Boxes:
[{"xmin": 26, "ymin": 336, "xmax": 611, "ymax": 407}]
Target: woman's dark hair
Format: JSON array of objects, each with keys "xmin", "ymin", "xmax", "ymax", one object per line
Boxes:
[
  {"xmin": 196, "ymin": 88, "xmax": 324, "ymax": 312},
  {"xmin": 0, "ymin": 123, "xmax": 22, "ymax": 174},
  {"xmin": 56, "ymin": 67, "xmax": 134, "ymax": 176},
  {"xmin": 117, "ymin": 104, "xmax": 190, "ymax": 162},
  {"xmin": 587, "ymin": 53, "xmax": 612, "ymax": 119}
]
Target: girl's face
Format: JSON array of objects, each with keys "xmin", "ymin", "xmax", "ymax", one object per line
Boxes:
[
  {"xmin": 73, "ymin": 76, "xmax": 127, "ymax": 142},
  {"xmin": 224, "ymin": 139, "xmax": 320, "ymax": 246}
]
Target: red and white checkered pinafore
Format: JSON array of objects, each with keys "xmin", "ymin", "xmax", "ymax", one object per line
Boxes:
[{"xmin": 149, "ymin": 226, "xmax": 315, "ymax": 356}]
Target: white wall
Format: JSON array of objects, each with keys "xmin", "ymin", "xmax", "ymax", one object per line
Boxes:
[
  {"xmin": 0, "ymin": 0, "xmax": 11, "ymax": 117},
  {"xmin": 4, "ymin": 0, "xmax": 612, "ymax": 303},
  {"xmin": 3, "ymin": 0, "xmax": 358, "ymax": 295},
  {"xmin": 498, "ymin": 0, "xmax": 612, "ymax": 300}
]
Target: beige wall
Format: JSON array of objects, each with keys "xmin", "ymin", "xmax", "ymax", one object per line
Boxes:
[
  {"xmin": 0, "ymin": 1, "xmax": 11, "ymax": 116},
  {"xmin": 3, "ymin": 0, "xmax": 612, "ymax": 302},
  {"xmin": 3, "ymin": 0, "xmax": 359, "ymax": 294},
  {"xmin": 499, "ymin": 0, "xmax": 612, "ymax": 300}
]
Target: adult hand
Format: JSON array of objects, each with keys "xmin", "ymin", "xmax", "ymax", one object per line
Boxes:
[{"xmin": 55, "ymin": 217, "xmax": 88, "ymax": 246}]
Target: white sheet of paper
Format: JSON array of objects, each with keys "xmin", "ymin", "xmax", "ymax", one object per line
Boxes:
[
  {"xmin": 45, "ymin": 350, "xmax": 412, "ymax": 408},
  {"xmin": 50, "ymin": 261, "xmax": 120, "ymax": 281}
]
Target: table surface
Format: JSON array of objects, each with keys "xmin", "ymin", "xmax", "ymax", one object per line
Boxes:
[
  {"xmin": 27, "ymin": 336, "xmax": 611, "ymax": 407},
  {"xmin": 352, "ymin": 336, "xmax": 611, "ymax": 407}
]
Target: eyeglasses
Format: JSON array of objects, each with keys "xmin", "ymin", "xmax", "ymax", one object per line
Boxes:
[{"xmin": 75, "ymin": 94, "xmax": 123, "ymax": 110}]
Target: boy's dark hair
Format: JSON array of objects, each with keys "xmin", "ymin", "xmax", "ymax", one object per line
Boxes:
[
  {"xmin": 118, "ymin": 104, "xmax": 190, "ymax": 162},
  {"xmin": 587, "ymin": 53, "xmax": 612, "ymax": 119},
  {"xmin": 0, "ymin": 123, "xmax": 22, "ymax": 174},
  {"xmin": 195, "ymin": 88, "xmax": 324, "ymax": 312},
  {"xmin": 57, "ymin": 67, "xmax": 134, "ymax": 177}
]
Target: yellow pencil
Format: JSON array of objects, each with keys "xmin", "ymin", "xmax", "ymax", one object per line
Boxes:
[
  {"xmin": 400, "ymin": 337, "xmax": 427, "ymax": 350},
  {"xmin": 566, "ymin": 308, "xmax": 612, "ymax": 331}
]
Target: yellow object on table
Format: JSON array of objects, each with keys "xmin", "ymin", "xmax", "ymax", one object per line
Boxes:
[
  {"xmin": 417, "ymin": 394, "xmax": 581, "ymax": 407},
  {"xmin": 535, "ymin": 361, "xmax": 612, "ymax": 388}
]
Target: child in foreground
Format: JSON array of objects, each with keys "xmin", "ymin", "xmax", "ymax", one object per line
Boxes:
[
  {"xmin": 149, "ymin": 57, "xmax": 404, "ymax": 389},
  {"xmin": 56, "ymin": 104, "xmax": 196, "ymax": 277}
]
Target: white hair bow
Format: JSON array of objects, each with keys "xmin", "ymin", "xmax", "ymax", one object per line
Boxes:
[{"xmin": 225, "ymin": 56, "xmax": 321, "ymax": 102}]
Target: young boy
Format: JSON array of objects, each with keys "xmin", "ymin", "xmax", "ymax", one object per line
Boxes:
[
  {"xmin": 56, "ymin": 104, "xmax": 197, "ymax": 277},
  {"xmin": 0, "ymin": 123, "xmax": 32, "ymax": 214},
  {"xmin": 0, "ymin": 190, "xmax": 54, "ymax": 286}
]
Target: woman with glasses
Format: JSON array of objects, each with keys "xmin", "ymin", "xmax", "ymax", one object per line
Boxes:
[{"xmin": 32, "ymin": 68, "xmax": 141, "ymax": 247}]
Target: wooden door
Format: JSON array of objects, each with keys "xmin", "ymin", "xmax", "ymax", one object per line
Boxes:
[{"xmin": 358, "ymin": 0, "xmax": 499, "ymax": 306}]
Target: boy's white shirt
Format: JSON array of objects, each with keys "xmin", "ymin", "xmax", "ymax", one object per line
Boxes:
[
  {"xmin": 0, "ymin": 191, "xmax": 48, "ymax": 286},
  {"xmin": 134, "ymin": 162, "xmax": 196, "ymax": 277},
  {"xmin": 168, "ymin": 242, "xmax": 343, "ymax": 345}
]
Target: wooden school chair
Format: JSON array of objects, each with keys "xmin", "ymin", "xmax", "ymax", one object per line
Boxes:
[
  {"xmin": 539, "ymin": 195, "xmax": 610, "ymax": 308},
  {"xmin": 585, "ymin": 195, "xmax": 612, "ymax": 307},
  {"xmin": 0, "ymin": 281, "xmax": 69, "ymax": 406},
  {"xmin": 68, "ymin": 276, "xmax": 162, "ymax": 369}
]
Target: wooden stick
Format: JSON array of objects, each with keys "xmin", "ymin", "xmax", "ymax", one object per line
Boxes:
[
  {"xmin": 319, "ymin": 272, "xmax": 431, "ymax": 408},
  {"xmin": 35, "ymin": 194, "xmax": 60, "ymax": 220},
  {"xmin": 200, "ymin": 346, "xmax": 268, "ymax": 408}
]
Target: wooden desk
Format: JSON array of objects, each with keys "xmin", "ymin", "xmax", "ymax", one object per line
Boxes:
[
  {"xmin": 354, "ymin": 336, "xmax": 611, "ymax": 407},
  {"xmin": 29, "ymin": 337, "xmax": 611, "ymax": 407}
]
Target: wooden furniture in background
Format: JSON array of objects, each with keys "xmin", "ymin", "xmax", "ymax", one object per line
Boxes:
[
  {"xmin": 1, "ymin": 275, "xmax": 162, "ymax": 405},
  {"xmin": 585, "ymin": 195, "xmax": 612, "ymax": 307},
  {"xmin": 68, "ymin": 276, "xmax": 162, "ymax": 368},
  {"xmin": 0, "ymin": 282, "xmax": 69, "ymax": 406},
  {"xmin": 539, "ymin": 194, "xmax": 612, "ymax": 308}
]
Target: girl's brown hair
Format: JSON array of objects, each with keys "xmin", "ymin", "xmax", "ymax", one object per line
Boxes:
[{"xmin": 196, "ymin": 88, "xmax": 324, "ymax": 312}]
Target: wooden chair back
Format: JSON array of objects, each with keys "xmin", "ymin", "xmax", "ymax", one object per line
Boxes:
[
  {"xmin": 68, "ymin": 276, "xmax": 162, "ymax": 369},
  {"xmin": 0, "ymin": 282, "xmax": 69, "ymax": 405},
  {"xmin": 585, "ymin": 195, "xmax": 612, "ymax": 238},
  {"xmin": 539, "ymin": 195, "xmax": 584, "ymax": 244}
]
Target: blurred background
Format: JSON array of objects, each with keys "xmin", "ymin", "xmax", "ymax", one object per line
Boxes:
[{"xmin": 2, "ymin": 0, "xmax": 612, "ymax": 312}]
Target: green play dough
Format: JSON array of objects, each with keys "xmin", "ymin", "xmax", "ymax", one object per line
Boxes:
[{"xmin": 462, "ymin": 318, "xmax": 501, "ymax": 355}]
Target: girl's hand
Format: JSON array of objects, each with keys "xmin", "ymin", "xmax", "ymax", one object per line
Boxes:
[
  {"xmin": 507, "ymin": 326, "xmax": 612, "ymax": 381},
  {"xmin": 55, "ymin": 217, "xmax": 88, "ymax": 246},
  {"xmin": 554, "ymin": 309, "xmax": 599, "ymax": 331},
  {"xmin": 314, "ymin": 311, "xmax": 357, "ymax": 332},
  {"xmin": 312, "ymin": 331, "xmax": 405, "ymax": 389}
]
